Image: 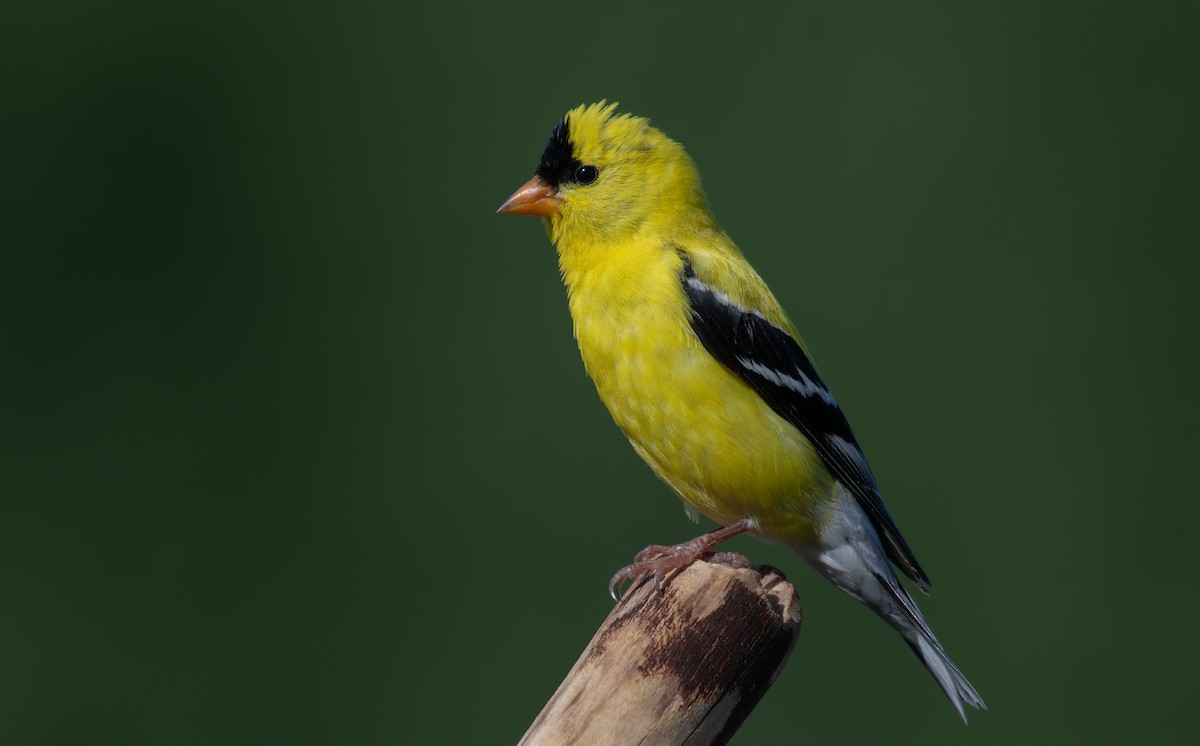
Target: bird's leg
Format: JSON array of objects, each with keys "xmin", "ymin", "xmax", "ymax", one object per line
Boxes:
[{"xmin": 608, "ymin": 518, "xmax": 754, "ymax": 600}]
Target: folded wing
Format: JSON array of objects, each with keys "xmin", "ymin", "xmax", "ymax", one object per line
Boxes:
[{"xmin": 679, "ymin": 253, "xmax": 932, "ymax": 592}]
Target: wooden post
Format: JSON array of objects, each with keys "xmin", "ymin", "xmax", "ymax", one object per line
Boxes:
[{"xmin": 520, "ymin": 561, "xmax": 802, "ymax": 746}]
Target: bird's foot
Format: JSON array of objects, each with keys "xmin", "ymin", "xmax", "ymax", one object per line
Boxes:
[{"xmin": 607, "ymin": 519, "xmax": 753, "ymax": 601}]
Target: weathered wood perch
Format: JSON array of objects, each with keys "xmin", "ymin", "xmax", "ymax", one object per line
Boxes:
[{"xmin": 520, "ymin": 561, "xmax": 802, "ymax": 745}]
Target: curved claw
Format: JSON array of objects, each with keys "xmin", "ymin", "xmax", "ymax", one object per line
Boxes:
[
  {"xmin": 608, "ymin": 568, "xmax": 629, "ymax": 601},
  {"xmin": 608, "ymin": 560, "xmax": 659, "ymax": 601}
]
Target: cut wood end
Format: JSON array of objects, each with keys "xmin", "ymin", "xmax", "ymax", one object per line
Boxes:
[
  {"xmin": 521, "ymin": 561, "xmax": 802, "ymax": 746},
  {"xmin": 614, "ymin": 561, "xmax": 801, "ymax": 627}
]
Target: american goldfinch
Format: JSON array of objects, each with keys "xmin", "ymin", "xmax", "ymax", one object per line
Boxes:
[{"xmin": 498, "ymin": 102, "xmax": 985, "ymax": 722}]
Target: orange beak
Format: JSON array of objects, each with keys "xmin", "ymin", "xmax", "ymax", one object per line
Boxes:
[{"xmin": 497, "ymin": 176, "xmax": 560, "ymax": 217}]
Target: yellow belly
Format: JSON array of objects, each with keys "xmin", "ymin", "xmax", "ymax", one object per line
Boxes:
[{"xmin": 566, "ymin": 247, "xmax": 834, "ymax": 545}]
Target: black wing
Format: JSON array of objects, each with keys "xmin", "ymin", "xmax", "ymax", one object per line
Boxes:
[{"xmin": 679, "ymin": 252, "xmax": 931, "ymax": 592}]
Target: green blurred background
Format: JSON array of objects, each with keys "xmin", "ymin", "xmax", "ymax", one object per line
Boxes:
[{"xmin": 3, "ymin": 1, "xmax": 1197, "ymax": 743}]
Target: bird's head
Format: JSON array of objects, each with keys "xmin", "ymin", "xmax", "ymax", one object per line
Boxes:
[{"xmin": 498, "ymin": 102, "xmax": 708, "ymax": 246}]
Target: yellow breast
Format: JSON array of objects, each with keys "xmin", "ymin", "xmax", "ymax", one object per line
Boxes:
[{"xmin": 562, "ymin": 239, "xmax": 833, "ymax": 544}]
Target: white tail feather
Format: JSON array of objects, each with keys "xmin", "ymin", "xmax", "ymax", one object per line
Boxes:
[{"xmin": 914, "ymin": 632, "xmax": 987, "ymax": 722}]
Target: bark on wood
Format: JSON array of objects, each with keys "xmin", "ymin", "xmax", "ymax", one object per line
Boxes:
[{"xmin": 520, "ymin": 561, "xmax": 802, "ymax": 746}]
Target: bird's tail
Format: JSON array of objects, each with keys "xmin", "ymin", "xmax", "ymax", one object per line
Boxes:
[
  {"xmin": 890, "ymin": 582, "xmax": 987, "ymax": 723},
  {"xmin": 795, "ymin": 488, "xmax": 986, "ymax": 722}
]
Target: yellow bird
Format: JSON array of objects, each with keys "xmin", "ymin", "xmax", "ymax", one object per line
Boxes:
[{"xmin": 498, "ymin": 102, "xmax": 985, "ymax": 722}]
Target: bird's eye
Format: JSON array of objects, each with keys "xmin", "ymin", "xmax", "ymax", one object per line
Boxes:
[{"xmin": 574, "ymin": 165, "xmax": 599, "ymax": 185}]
